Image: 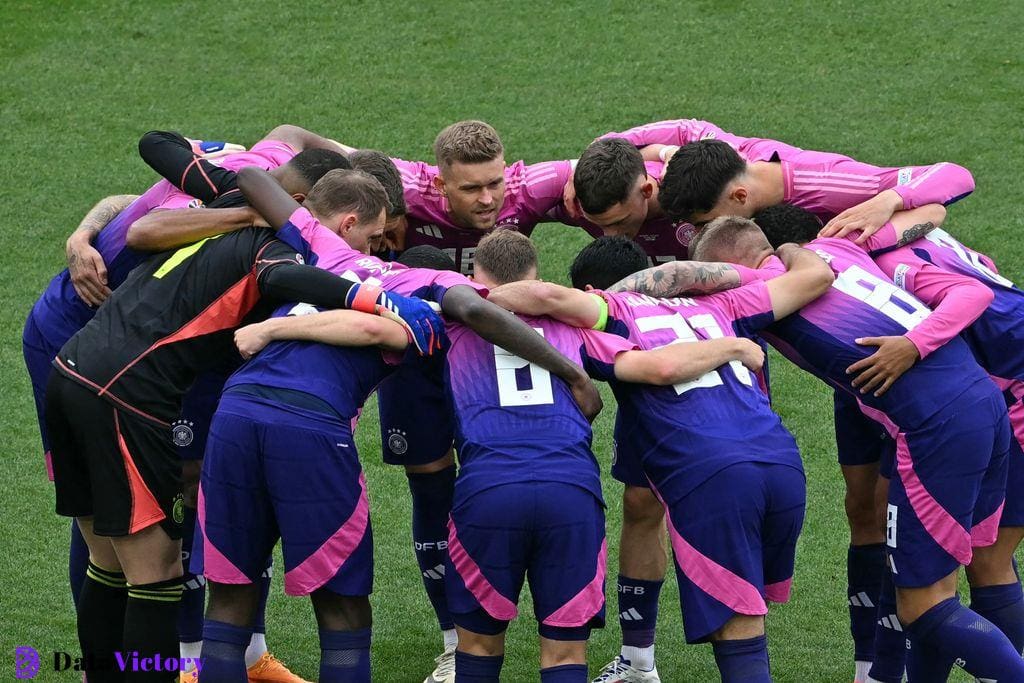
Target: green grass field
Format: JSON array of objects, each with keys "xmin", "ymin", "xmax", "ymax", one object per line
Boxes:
[{"xmin": 2, "ymin": 1, "xmax": 1022, "ymax": 680}]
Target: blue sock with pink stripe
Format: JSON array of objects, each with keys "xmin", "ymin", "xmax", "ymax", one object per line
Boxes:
[
  {"xmin": 905, "ymin": 596, "xmax": 1024, "ymax": 680},
  {"xmin": 319, "ymin": 628, "xmax": 371, "ymax": 682},
  {"xmin": 540, "ymin": 663, "xmax": 587, "ymax": 681},
  {"xmin": 970, "ymin": 582, "xmax": 1024, "ymax": 653},
  {"xmin": 712, "ymin": 635, "xmax": 771, "ymax": 682},
  {"xmin": 454, "ymin": 652, "xmax": 503, "ymax": 682}
]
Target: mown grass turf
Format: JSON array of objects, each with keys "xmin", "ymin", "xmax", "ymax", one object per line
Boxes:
[{"xmin": 2, "ymin": 1, "xmax": 1021, "ymax": 680}]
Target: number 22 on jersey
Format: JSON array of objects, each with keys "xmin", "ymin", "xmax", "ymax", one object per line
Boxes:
[{"xmin": 493, "ymin": 328, "xmax": 555, "ymax": 407}]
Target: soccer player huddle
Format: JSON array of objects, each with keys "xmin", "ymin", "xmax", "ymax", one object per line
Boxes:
[{"xmin": 21, "ymin": 116, "xmax": 1024, "ymax": 683}]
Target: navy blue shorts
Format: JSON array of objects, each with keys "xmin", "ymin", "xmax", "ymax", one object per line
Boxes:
[
  {"xmin": 173, "ymin": 370, "xmax": 230, "ymax": 461},
  {"xmin": 445, "ymin": 482, "xmax": 606, "ymax": 641},
  {"xmin": 834, "ymin": 389, "xmax": 893, "ymax": 467},
  {"xmin": 22, "ymin": 312, "xmax": 61, "ymax": 477},
  {"xmin": 377, "ymin": 365, "xmax": 454, "ymax": 466},
  {"xmin": 196, "ymin": 394, "xmax": 372, "ymax": 597},
  {"xmin": 651, "ymin": 462, "xmax": 806, "ymax": 644},
  {"xmin": 886, "ymin": 391, "xmax": 1010, "ymax": 588}
]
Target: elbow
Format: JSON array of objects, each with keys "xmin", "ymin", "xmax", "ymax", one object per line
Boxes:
[
  {"xmin": 973, "ymin": 283, "xmax": 995, "ymax": 310},
  {"xmin": 125, "ymin": 219, "xmax": 149, "ymax": 250},
  {"xmin": 265, "ymin": 124, "xmax": 305, "ymax": 147},
  {"xmin": 811, "ymin": 264, "xmax": 836, "ymax": 296}
]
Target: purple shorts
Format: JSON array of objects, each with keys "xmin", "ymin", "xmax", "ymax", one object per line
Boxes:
[
  {"xmin": 834, "ymin": 389, "xmax": 894, "ymax": 468},
  {"xmin": 196, "ymin": 394, "xmax": 372, "ymax": 597},
  {"xmin": 445, "ymin": 482, "xmax": 606, "ymax": 641},
  {"xmin": 377, "ymin": 364, "xmax": 454, "ymax": 466},
  {"xmin": 886, "ymin": 391, "xmax": 1011, "ymax": 587},
  {"xmin": 652, "ymin": 462, "xmax": 806, "ymax": 644}
]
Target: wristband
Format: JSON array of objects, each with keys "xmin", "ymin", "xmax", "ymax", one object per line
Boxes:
[
  {"xmin": 349, "ymin": 284, "xmax": 383, "ymax": 313},
  {"xmin": 658, "ymin": 145, "xmax": 679, "ymax": 163},
  {"xmin": 589, "ymin": 293, "xmax": 609, "ymax": 331}
]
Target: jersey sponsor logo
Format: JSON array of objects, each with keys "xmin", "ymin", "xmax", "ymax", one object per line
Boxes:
[
  {"xmin": 171, "ymin": 419, "xmax": 195, "ymax": 447},
  {"xmin": 387, "ymin": 428, "xmax": 409, "ymax": 455},
  {"xmin": 417, "ymin": 224, "xmax": 444, "ymax": 239},
  {"xmin": 897, "ymin": 167, "xmax": 913, "ymax": 185},
  {"xmin": 701, "ymin": 131, "xmax": 717, "ymax": 140}
]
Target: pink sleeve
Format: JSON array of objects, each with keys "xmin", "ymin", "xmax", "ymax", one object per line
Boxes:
[
  {"xmin": 891, "ymin": 260, "xmax": 994, "ymax": 359},
  {"xmin": 861, "ymin": 222, "xmax": 900, "ymax": 253},
  {"xmin": 581, "ymin": 328, "xmax": 638, "ymax": 363},
  {"xmin": 247, "ymin": 139, "xmax": 298, "ymax": 167},
  {"xmin": 519, "ymin": 161, "xmax": 573, "ymax": 216},
  {"xmin": 598, "ymin": 119, "xmax": 730, "ymax": 147},
  {"xmin": 703, "ymin": 280, "xmax": 775, "ymax": 325},
  {"xmin": 889, "ymin": 162, "xmax": 975, "ymax": 210}
]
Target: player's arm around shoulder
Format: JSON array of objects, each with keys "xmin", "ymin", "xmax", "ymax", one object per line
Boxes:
[
  {"xmin": 66, "ymin": 193, "xmax": 139, "ymax": 306},
  {"xmin": 234, "ymin": 309, "xmax": 409, "ymax": 359},
  {"xmin": 767, "ymin": 244, "xmax": 835, "ymax": 319},
  {"xmin": 606, "ymin": 260, "xmax": 750, "ymax": 298},
  {"xmin": 263, "ymin": 124, "xmax": 351, "ymax": 154},
  {"xmin": 126, "ymin": 206, "xmax": 266, "ymax": 251},
  {"xmin": 613, "ymin": 337, "xmax": 764, "ymax": 386},
  {"xmin": 486, "ymin": 280, "xmax": 603, "ymax": 328}
]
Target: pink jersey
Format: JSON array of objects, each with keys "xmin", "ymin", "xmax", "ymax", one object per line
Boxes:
[
  {"xmin": 603, "ymin": 119, "xmax": 975, "ymax": 220},
  {"xmin": 548, "ymin": 161, "xmax": 697, "ymax": 264},
  {"xmin": 393, "ymin": 158, "xmax": 573, "ymax": 274},
  {"xmin": 281, "ymin": 207, "xmax": 484, "ymax": 299},
  {"xmin": 161, "ymin": 139, "xmax": 297, "ymax": 209}
]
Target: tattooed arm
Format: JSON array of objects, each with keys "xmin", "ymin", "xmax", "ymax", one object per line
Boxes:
[
  {"xmin": 66, "ymin": 194, "xmax": 139, "ymax": 306},
  {"xmin": 606, "ymin": 260, "xmax": 751, "ymax": 297},
  {"xmin": 862, "ymin": 204, "xmax": 946, "ymax": 254}
]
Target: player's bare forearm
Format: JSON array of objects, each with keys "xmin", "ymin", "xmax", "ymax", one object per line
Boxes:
[
  {"xmin": 614, "ymin": 337, "xmax": 763, "ymax": 385},
  {"xmin": 236, "ymin": 310, "xmax": 408, "ymax": 359},
  {"xmin": 487, "ymin": 281, "xmax": 602, "ymax": 328},
  {"xmin": 893, "ymin": 205, "xmax": 945, "ymax": 246},
  {"xmin": 68, "ymin": 194, "xmax": 138, "ymax": 245},
  {"xmin": 237, "ymin": 166, "xmax": 300, "ymax": 229},
  {"xmin": 607, "ymin": 261, "xmax": 743, "ymax": 297},
  {"xmin": 126, "ymin": 207, "xmax": 263, "ymax": 251},
  {"xmin": 443, "ymin": 285, "xmax": 588, "ymax": 384},
  {"xmin": 264, "ymin": 124, "xmax": 349, "ymax": 154}
]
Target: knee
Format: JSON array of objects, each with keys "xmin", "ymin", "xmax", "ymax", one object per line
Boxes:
[
  {"xmin": 622, "ymin": 486, "xmax": 664, "ymax": 529},
  {"xmin": 404, "ymin": 450, "xmax": 455, "ymax": 475},
  {"xmin": 311, "ymin": 589, "xmax": 372, "ymax": 631}
]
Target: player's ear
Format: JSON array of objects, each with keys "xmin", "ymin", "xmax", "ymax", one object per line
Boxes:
[
  {"xmin": 338, "ymin": 213, "xmax": 358, "ymax": 236},
  {"xmin": 432, "ymin": 175, "xmax": 447, "ymax": 196},
  {"xmin": 732, "ymin": 186, "xmax": 748, "ymax": 205},
  {"xmin": 584, "ymin": 284, "xmax": 595, "ymax": 291},
  {"xmin": 640, "ymin": 179, "xmax": 655, "ymax": 199},
  {"xmin": 291, "ymin": 193, "xmax": 306, "ymax": 202}
]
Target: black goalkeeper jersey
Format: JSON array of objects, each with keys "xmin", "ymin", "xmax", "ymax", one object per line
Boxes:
[{"xmin": 54, "ymin": 227, "xmax": 305, "ymax": 426}]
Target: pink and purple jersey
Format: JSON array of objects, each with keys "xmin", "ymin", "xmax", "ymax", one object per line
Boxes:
[
  {"xmin": 548, "ymin": 161, "xmax": 697, "ymax": 264},
  {"xmin": 600, "ymin": 286, "xmax": 801, "ymax": 501},
  {"xmin": 758, "ymin": 238, "xmax": 992, "ymax": 432},
  {"xmin": 869, "ymin": 227, "xmax": 1024, "ymax": 383},
  {"xmin": 604, "ymin": 119, "xmax": 975, "ymax": 221},
  {"xmin": 165, "ymin": 139, "xmax": 296, "ymax": 208},
  {"xmin": 444, "ymin": 315, "xmax": 634, "ymax": 503},
  {"xmin": 393, "ymin": 158, "xmax": 573, "ymax": 274}
]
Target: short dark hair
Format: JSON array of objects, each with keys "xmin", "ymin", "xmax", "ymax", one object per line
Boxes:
[
  {"xmin": 658, "ymin": 139, "xmax": 747, "ymax": 221},
  {"xmin": 349, "ymin": 149, "xmax": 406, "ymax": 218},
  {"xmin": 752, "ymin": 203, "xmax": 822, "ymax": 248},
  {"xmin": 569, "ymin": 236, "xmax": 649, "ymax": 290},
  {"xmin": 690, "ymin": 216, "xmax": 771, "ymax": 267},
  {"xmin": 304, "ymin": 169, "xmax": 388, "ymax": 223},
  {"xmin": 574, "ymin": 138, "xmax": 646, "ymax": 215},
  {"xmin": 397, "ymin": 245, "xmax": 458, "ymax": 272},
  {"xmin": 474, "ymin": 230, "xmax": 537, "ymax": 285},
  {"xmin": 287, "ymin": 149, "xmax": 351, "ymax": 189}
]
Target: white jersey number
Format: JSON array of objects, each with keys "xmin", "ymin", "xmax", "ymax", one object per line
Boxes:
[
  {"xmin": 832, "ymin": 265, "xmax": 930, "ymax": 330},
  {"xmin": 925, "ymin": 229, "xmax": 1014, "ymax": 288},
  {"xmin": 635, "ymin": 312, "xmax": 752, "ymax": 395},
  {"xmin": 494, "ymin": 328, "xmax": 555, "ymax": 407}
]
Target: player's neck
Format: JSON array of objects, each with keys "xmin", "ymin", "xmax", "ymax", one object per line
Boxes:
[
  {"xmin": 647, "ymin": 183, "xmax": 664, "ymax": 219},
  {"xmin": 747, "ymin": 162, "xmax": 785, "ymax": 210}
]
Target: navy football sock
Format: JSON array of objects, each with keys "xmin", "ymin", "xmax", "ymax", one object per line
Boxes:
[
  {"xmin": 867, "ymin": 569, "xmax": 906, "ymax": 683},
  {"xmin": 178, "ymin": 506, "xmax": 205, "ymax": 646},
  {"xmin": 454, "ymin": 652, "xmax": 503, "ymax": 682},
  {"xmin": 200, "ymin": 619, "xmax": 251, "ymax": 682},
  {"xmin": 847, "ymin": 544, "xmax": 885, "ymax": 665},
  {"xmin": 970, "ymin": 582, "xmax": 1024, "ymax": 654},
  {"xmin": 540, "ymin": 663, "xmax": 588, "ymax": 682},
  {"xmin": 407, "ymin": 466, "xmax": 456, "ymax": 631},
  {"xmin": 319, "ymin": 628, "xmax": 371, "ymax": 682},
  {"xmin": 712, "ymin": 636, "xmax": 772, "ymax": 682},
  {"xmin": 69, "ymin": 521, "xmax": 89, "ymax": 608}
]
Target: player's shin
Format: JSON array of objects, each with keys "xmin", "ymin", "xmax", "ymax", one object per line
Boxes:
[
  {"xmin": 318, "ymin": 628, "xmax": 371, "ymax": 683},
  {"xmin": 711, "ymin": 635, "xmax": 772, "ymax": 683},
  {"xmin": 124, "ymin": 576, "xmax": 183, "ymax": 682},
  {"xmin": 867, "ymin": 571, "xmax": 906, "ymax": 683},
  {"xmin": 178, "ymin": 506, "xmax": 205, "ymax": 666},
  {"xmin": 846, "ymin": 543, "xmax": 886, "ymax": 674},
  {"xmin": 200, "ymin": 619, "xmax": 252, "ymax": 682}
]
